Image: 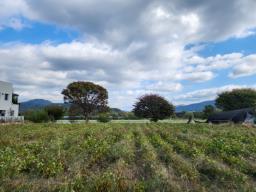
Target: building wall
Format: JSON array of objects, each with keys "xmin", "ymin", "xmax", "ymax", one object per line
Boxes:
[
  {"xmin": 11, "ymin": 104, "xmax": 19, "ymax": 117},
  {"xmin": 0, "ymin": 81, "xmax": 19, "ymax": 117}
]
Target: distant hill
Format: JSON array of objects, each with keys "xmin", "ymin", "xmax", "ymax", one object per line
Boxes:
[
  {"xmin": 20, "ymin": 99, "xmax": 214, "ymax": 113},
  {"xmin": 20, "ymin": 99, "xmax": 125, "ymax": 114},
  {"xmin": 20, "ymin": 99, "xmax": 52, "ymax": 113},
  {"xmin": 176, "ymin": 100, "xmax": 215, "ymax": 112},
  {"xmin": 111, "ymin": 108, "xmax": 125, "ymax": 113}
]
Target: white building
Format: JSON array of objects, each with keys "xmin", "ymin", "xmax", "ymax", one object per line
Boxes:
[{"xmin": 0, "ymin": 81, "xmax": 20, "ymax": 117}]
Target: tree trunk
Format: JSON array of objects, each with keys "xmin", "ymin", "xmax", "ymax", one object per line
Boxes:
[{"xmin": 84, "ymin": 113, "xmax": 89, "ymax": 123}]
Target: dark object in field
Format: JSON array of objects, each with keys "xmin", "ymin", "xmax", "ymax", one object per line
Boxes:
[
  {"xmin": 187, "ymin": 116, "xmax": 194, "ymax": 124},
  {"xmin": 207, "ymin": 108, "xmax": 255, "ymax": 124},
  {"xmin": 187, "ymin": 112, "xmax": 195, "ymax": 124}
]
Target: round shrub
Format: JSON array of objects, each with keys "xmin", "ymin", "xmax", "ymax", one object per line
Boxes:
[
  {"xmin": 24, "ymin": 109, "xmax": 50, "ymax": 123},
  {"xmin": 97, "ymin": 113, "xmax": 111, "ymax": 123},
  {"xmin": 45, "ymin": 105, "xmax": 65, "ymax": 121}
]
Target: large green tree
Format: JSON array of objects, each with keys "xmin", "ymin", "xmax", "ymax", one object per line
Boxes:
[
  {"xmin": 133, "ymin": 94, "xmax": 175, "ymax": 122},
  {"xmin": 216, "ymin": 88, "xmax": 256, "ymax": 111},
  {"xmin": 62, "ymin": 81, "xmax": 108, "ymax": 122}
]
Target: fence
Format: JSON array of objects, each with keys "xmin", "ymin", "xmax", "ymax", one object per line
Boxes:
[{"xmin": 0, "ymin": 116, "xmax": 24, "ymax": 123}]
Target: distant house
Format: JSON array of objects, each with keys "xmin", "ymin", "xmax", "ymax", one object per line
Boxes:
[
  {"xmin": 207, "ymin": 108, "xmax": 255, "ymax": 124},
  {"xmin": 0, "ymin": 81, "xmax": 22, "ymax": 121}
]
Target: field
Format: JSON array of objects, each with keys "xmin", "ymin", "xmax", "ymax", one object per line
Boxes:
[{"xmin": 0, "ymin": 123, "xmax": 256, "ymax": 192}]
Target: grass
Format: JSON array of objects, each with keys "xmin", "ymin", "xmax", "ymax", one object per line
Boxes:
[{"xmin": 0, "ymin": 123, "xmax": 256, "ymax": 191}]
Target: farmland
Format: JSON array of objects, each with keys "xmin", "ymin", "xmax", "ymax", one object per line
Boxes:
[{"xmin": 0, "ymin": 123, "xmax": 256, "ymax": 191}]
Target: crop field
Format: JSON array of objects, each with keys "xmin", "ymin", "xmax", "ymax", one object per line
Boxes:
[{"xmin": 0, "ymin": 123, "xmax": 256, "ymax": 192}]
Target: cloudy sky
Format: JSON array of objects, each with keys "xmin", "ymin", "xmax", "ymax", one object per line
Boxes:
[{"xmin": 0, "ymin": 0, "xmax": 256, "ymax": 110}]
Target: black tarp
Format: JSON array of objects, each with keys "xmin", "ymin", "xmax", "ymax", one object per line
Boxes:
[{"xmin": 207, "ymin": 108, "xmax": 255, "ymax": 124}]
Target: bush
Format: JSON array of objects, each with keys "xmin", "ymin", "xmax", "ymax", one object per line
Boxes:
[
  {"xmin": 203, "ymin": 105, "xmax": 215, "ymax": 119},
  {"xmin": 97, "ymin": 113, "xmax": 111, "ymax": 123},
  {"xmin": 123, "ymin": 112, "xmax": 138, "ymax": 120},
  {"xmin": 24, "ymin": 109, "xmax": 50, "ymax": 123},
  {"xmin": 184, "ymin": 112, "xmax": 194, "ymax": 119},
  {"xmin": 45, "ymin": 105, "xmax": 65, "ymax": 121},
  {"xmin": 193, "ymin": 112, "xmax": 204, "ymax": 119}
]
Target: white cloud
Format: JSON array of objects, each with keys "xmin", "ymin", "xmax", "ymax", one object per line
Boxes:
[
  {"xmin": 0, "ymin": 0, "xmax": 256, "ymax": 109},
  {"xmin": 229, "ymin": 55, "xmax": 256, "ymax": 78},
  {"xmin": 1, "ymin": 40, "xmax": 256, "ymax": 109},
  {"xmin": 144, "ymin": 81, "xmax": 183, "ymax": 92},
  {"xmin": 19, "ymin": 0, "xmax": 256, "ymax": 42},
  {"xmin": 181, "ymin": 13, "xmax": 200, "ymax": 34},
  {"xmin": 176, "ymin": 71, "xmax": 215, "ymax": 82},
  {"xmin": 183, "ymin": 52, "xmax": 256, "ymax": 80},
  {"xmin": 0, "ymin": 0, "xmax": 31, "ymax": 30},
  {"xmin": 0, "ymin": 41, "xmax": 184, "ymax": 105},
  {"xmin": 174, "ymin": 84, "xmax": 255, "ymax": 105}
]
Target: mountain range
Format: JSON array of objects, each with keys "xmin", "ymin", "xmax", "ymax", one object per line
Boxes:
[
  {"xmin": 19, "ymin": 99, "xmax": 53, "ymax": 113},
  {"xmin": 175, "ymin": 100, "xmax": 215, "ymax": 112},
  {"xmin": 20, "ymin": 99, "xmax": 215, "ymax": 113}
]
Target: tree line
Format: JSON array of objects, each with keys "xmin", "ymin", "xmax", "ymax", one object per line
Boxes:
[
  {"xmin": 24, "ymin": 81, "xmax": 256, "ymax": 123},
  {"xmin": 61, "ymin": 81, "xmax": 256, "ymax": 122}
]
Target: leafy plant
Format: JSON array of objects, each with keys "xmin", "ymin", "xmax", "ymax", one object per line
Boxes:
[
  {"xmin": 1, "ymin": 123, "xmax": 256, "ymax": 191},
  {"xmin": 97, "ymin": 113, "xmax": 111, "ymax": 123},
  {"xmin": 45, "ymin": 105, "xmax": 65, "ymax": 121},
  {"xmin": 24, "ymin": 109, "xmax": 50, "ymax": 123}
]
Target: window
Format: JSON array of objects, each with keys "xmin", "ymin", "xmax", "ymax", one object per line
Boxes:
[
  {"xmin": 0, "ymin": 110, "xmax": 5, "ymax": 117},
  {"xmin": 12, "ymin": 94, "xmax": 19, "ymax": 104},
  {"xmin": 5, "ymin": 94, "xmax": 9, "ymax": 101}
]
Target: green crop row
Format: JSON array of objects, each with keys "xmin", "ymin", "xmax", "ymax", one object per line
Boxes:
[{"xmin": 0, "ymin": 123, "xmax": 256, "ymax": 191}]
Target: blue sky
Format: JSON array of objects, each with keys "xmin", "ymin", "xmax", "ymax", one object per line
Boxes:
[
  {"xmin": 0, "ymin": 0, "xmax": 256, "ymax": 110},
  {"xmin": 199, "ymin": 35, "xmax": 256, "ymax": 57},
  {"xmin": 0, "ymin": 19, "xmax": 79, "ymax": 44}
]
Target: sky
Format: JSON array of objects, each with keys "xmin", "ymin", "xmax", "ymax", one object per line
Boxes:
[{"xmin": 0, "ymin": 0, "xmax": 256, "ymax": 110}]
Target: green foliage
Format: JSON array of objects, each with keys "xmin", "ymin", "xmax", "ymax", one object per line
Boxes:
[
  {"xmin": 109, "ymin": 108, "xmax": 124, "ymax": 120},
  {"xmin": 203, "ymin": 105, "xmax": 215, "ymax": 119},
  {"xmin": 1, "ymin": 123, "xmax": 256, "ymax": 191},
  {"xmin": 184, "ymin": 111, "xmax": 194, "ymax": 119},
  {"xmin": 110, "ymin": 110, "xmax": 138, "ymax": 120},
  {"xmin": 45, "ymin": 105, "xmax": 65, "ymax": 121},
  {"xmin": 216, "ymin": 88, "xmax": 256, "ymax": 111},
  {"xmin": 62, "ymin": 81, "xmax": 108, "ymax": 121},
  {"xmin": 68, "ymin": 103, "xmax": 83, "ymax": 118},
  {"xmin": 194, "ymin": 111, "xmax": 204, "ymax": 119},
  {"xmin": 97, "ymin": 113, "xmax": 111, "ymax": 123},
  {"xmin": 24, "ymin": 109, "xmax": 49, "ymax": 123},
  {"xmin": 122, "ymin": 112, "xmax": 138, "ymax": 120},
  {"xmin": 133, "ymin": 94, "xmax": 175, "ymax": 122},
  {"xmin": 24, "ymin": 106, "xmax": 64, "ymax": 123}
]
